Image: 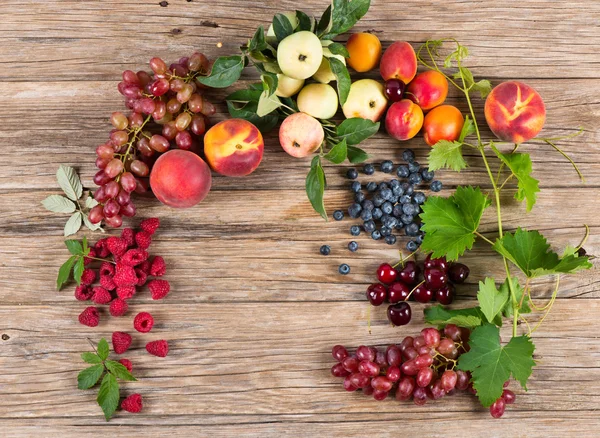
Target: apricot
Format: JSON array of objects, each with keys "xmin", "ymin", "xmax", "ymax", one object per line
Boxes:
[
  {"xmin": 423, "ymin": 105, "xmax": 464, "ymax": 146},
  {"xmin": 385, "ymin": 99, "xmax": 424, "ymax": 141},
  {"xmin": 346, "ymin": 33, "xmax": 382, "ymax": 73},
  {"xmin": 203, "ymin": 119, "xmax": 264, "ymax": 177},
  {"xmin": 484, "ymin": 81, "xmax": 546, "ymax": 144},
  {"xmin": 150, "ymin": 150, "xmax": 212, "ymax": 208},
  {"xmin": 406, "ymin": 71, "xmax": 448, "ymax": 111},
  {"xmin": 380, "ymin": 42, "xmax": 417, "ymax": 84}
]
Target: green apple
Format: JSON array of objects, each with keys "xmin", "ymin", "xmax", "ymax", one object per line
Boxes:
[
  {"xmin": 313, "ymin": 40, "xmax": 347, "ymax": 84},
  {"xmin": 277, "ymin": 31, "xmax": 323, "ymax": 80},
  {"xmin": 275, "ymin": 74, "xmax": 304, "ymax": 98},
  {"xmin": 342, "ymin": 79, "xmax": 388, "ymax": 122},
  {"xmin": 266, "ymin": 12, "xmax": 299, "ymax": 45},
  {"xmin": 297, "ymin": 83, "xmax": 339, "ymax": 120}
]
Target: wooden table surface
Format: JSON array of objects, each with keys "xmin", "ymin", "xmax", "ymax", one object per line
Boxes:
[{"xmin": 1, "ymin": 0, "xmax": 599, "ymax": 436}]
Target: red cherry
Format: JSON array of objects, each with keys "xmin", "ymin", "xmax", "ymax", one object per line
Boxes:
[
  {"xmin": 366, "ymin": 284, "xmax": 388, "ymax": 306},
  {"xmin": 413, "ymin": 284, "xmax": 434, "ymax": 303},
  {"xmin": 388, "ymin": 282, "xmax": 410, "ymax": 303},
  {"xmin": 377, "ymin": 263, "xmax": 397, "ymax": 284},
  {"xmin": 424, "ymin": 267, "xmax": 448, "ymax": 290},
  {"xmin": 436, "ymin": 283, "xmax": 455, "ymax": 305},
  {"xmin": 448, "ymin": 263, "xmax": 470, "ymax": 283},
  {"xmin": 424, "ymin": 253, "xmax": 448, "ymax": 271},
  {"xmin": 398, "ymin": 261, "xmax": 420, "ymax": 285}
]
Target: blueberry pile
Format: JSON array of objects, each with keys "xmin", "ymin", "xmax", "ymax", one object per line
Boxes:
[{"xmin": 335, "ymin": 149, "xmax": 443, "ymax": 251}]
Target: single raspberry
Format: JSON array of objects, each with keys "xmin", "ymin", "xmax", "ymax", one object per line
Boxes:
[
  {"xmin": 150, "ymin": 256, "xmax": 166, "ymax": 277},
  {"xmin": 109, "ymin": 298, "xmax": 128, "ymax": 317},
  {"xmin": 148, "ymin": 279, "xmax": 170, "ymax": 300},
  {"xmin": 112, "ymin": 331, "xmax": 132, "ymax": 354},
  {"xmin": 75, "ymin": 285, "xmax": 93, "ymax": 301},
  {"xmin": 121, "ymin": 228, "xmax": 135, "ymax": 247},
  {"xmin": 79, "ymin": 307, "xmax": 99, "ymax": 327},
  {"xmin": 121, "ymin": 249, "xmax": 149, "ymax": 267},
  {"xmin": 107, "ymin": 237, "xmax": 128, "ymax": 256},
  {"xmin": 100, "ymin": 262, "xmax": 115, "ymax": 277},
  {"xmin": 116, "ymin": 285, "xmax": 137, "ymax": 300},
  {"xmin": 114, "ymin": 264, "xmax": 138, "ymax": 287},
  {"xmin": 140, "ymin": 218, "xmax": 160, "ymax": 235},
  {"xmin": 135, "ymin": 268, "xmax": 148, "ymax": 287},
  {"xmin": 100, "ymin": 275, "xmax": 116, "ymax": 291},
  {"xmin": 92, "ymin": 286, "xmax": 113, "ymax": 304},
  {"xmin": 121, "ymin": 393, "xmax": 143, "ymax": 413},
  {"xmin": 83, "ymin": 248, "xmax": 97, "ymax": 266},
  {"xmin": 95, "ymin": 238, "xmax": 110, "ymax": 258},
  {"xmin": 138, "ymin": 260, "xmax": 151, "ymax": 274},
  {"xmin": 146, "ymin": 340, "xmax": 169, "ymax": 357},
  {"xmin": 118, "ymin": 358, "xmax": 133, "ymax": 372},
  {"xmin": 135, "ymin": 231, "xmax": 152, "ymax": 250},
  {"xmin": 81, "ymin": 268, "xmax": 97, "ymax": 285},
  {"xmin": 134, "ymin": 312, "xmax": 154, "ymax": 333}
]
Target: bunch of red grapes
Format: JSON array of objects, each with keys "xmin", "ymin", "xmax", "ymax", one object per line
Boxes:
[
  {"xmin": 89, "ymin": 52, "xmax": 216, "ymax": 227},
  {"xmin": 331, "ymin": 325, "xmax": 516, "ymax": 418},
  {"xmin": 367, "ymin": 254, "xmax": 470, "ymax": 326}
]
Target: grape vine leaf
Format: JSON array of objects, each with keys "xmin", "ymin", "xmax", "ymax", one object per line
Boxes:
[
  {"xmin": 491, "ymin": 144, "xmax": 539, "ymax": 211},
  {"xmin": 56, "ymin": 165, "xmax": 83, "ymax": 202},
  {"xmin": 472, "ymin": 79, "xmax": 492, "ymax": 98},
  {"xmin": 97, "ymin": 373, "xmax": 120, "ymax": 421},
  {"xmin": 428, "ymin": 140, "xmax": 467, "ymax": 172},
  {"xmin": 77, "ymin": 364, "xmax": 104, "ymax": 390},
  {"xmin": 423, "ymin": 305, "xmax": 484, "ymax": 329},
  {"xmin": 493, "ymin": 228, "xmax": 592, "ymax": 278},
  {"xmin": 420, "ymin": 186, "xmax": 491, "ymax": 260},
  {"xmin": 501, "ymin": 277, "xmax": 531, "ymax": 318},
  {"xmin": 336, "ymin": 118, "xmax": 379, "ymax": 146},
  {"xmin": 477, "ymin": 278, "xmax": 509, "ymax": 324},
  {"xmin": 306, "ymin": 156, "xmax": 327, "ymax": 220},
  {"xmin": 42, "ymin": 195, "xmax": 76, "ymax": 214},
  {"xmin": 198, "ymin": 55, "xmax": 245, "ymax": 88},
  {"xmin": 323, "ymin": 139, "xmax": 347, "ymax": 164},
  {"xmin": 458, "ymin": 323, "xmax": 535, "ymax": 407}
]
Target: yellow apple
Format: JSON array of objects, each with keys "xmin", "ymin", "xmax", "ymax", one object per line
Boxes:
[
  {"xmin": 277, "ymin": 31, "xmax": 323, "ymax": 80},
  {"xmin": 297, "ymin": 83, "xmax": 339, "ymax": 120},
  {"xmin": 275, "ymin": 74, "xmax": 305, "ymax": 98},
  {"xmin": 313, "ymin": 40, "xmax": 347, "ymax": 84},
  {"xmin": 342, "ymin": 79, "xmax": 388, "ymax": 122},
  {"xmin": 266, "ymin": 12, "xmax": 299, "ymax": 45}
]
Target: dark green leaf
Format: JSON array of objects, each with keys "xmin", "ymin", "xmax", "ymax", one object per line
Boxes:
[
  {"xmin": 105, "ymin": 360, "xmax": 136, "ymax": 382},
  {"xmin": 325, "ymin": 0, "xmax": 371, "ymax": 39},
  {"xmin": 73, "ymin": 256, "xmax": 85, "ymax": 285},
  {"xmin": 424, "ymin": 305, "xmax": 484, "ymax": 329},
  {"xmin": 336, "ymin": 118, "xmax": 379, "ymax": 146},
  {"xmin": 272, "ymin": 13, "xmax": 294, "ymax": 42},
  {"xmin": 328, "ymin": 57, "xmax": 351, "ymax": 105},
  {"xmin": 97, "ymin": 373, "xmax": 119, "ymax": 421},
  {"xmin": 324, "ymin": 139, "xmax": 347, "ymax": 164},
  {"xmin": 56, "ymin": 255, "xmax": 77, "ymax": 290},
  {"xmin": 316, "ymin": 4, "xmax": 333, "ymax": 37},
  {"xmin": 77, "ymin": 364, "xmax": 104, "ymax": 390},
  {"xmin": 226, "ymin": 88, "xmax": 279, "ymax": 133},
  {"xmin": 65, "ymin": 239, "xmax": 83, "ymax": 255},
  {"xmin": 346, "ymin": 145, "xmax": 370, "ymax": 164},
  {"xmin": 296, "ymin": 10, "xmax": 314, "ymax": 31},
  {"xmin": 428, "ymin": 140, "xmax": 467, "ymax": 172},
  {"xmin": 97, "ymin": 338, "xmax": 109, "ymax": 361},
  {"xmin": 248, "ymin": 26, "xmax": 267, "ymax": 52},
  {"xmin": 327, "ymin": 42, "xmax": 350, "ymax": 58},
  {"xmin": 261, "ymin": 72, "xmax": 278, "ymax": 97},
  {"xmin": 198, "ymin": 56, "xmax": 245, "ymax": 88},
  {"xmin": 81, "ymin": 352, "xmax": 102, "ymax": 364},
  {"xmin": 306, "ymin": 156, "xmax": 327, "ymax": 220}
]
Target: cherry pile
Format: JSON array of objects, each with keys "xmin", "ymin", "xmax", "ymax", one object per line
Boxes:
[
  {"xmin": 331, "ymin": 325, "xmax": 517, "ymax": 418},
  {"xmin": 367, "ymin": 254, "xmax": 470, "ymax": 326},
  {"xmin": 89, "ymin": 52, "xmax": 217, "ymax": 228}
]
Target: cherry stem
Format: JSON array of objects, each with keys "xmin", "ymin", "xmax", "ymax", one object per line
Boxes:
[{"xmin": 405, "ymin": 280, "xmax": 426, "ymax": 301}]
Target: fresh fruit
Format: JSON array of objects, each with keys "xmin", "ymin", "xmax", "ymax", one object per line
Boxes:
[
  {"xmin": 275, "ymin": 74, "xmax": 305, "ymax": 97},
  {"xmin": 342, "ymin": 79, "xmax": 388, "ymax": 122},
  {"xmin": 150, "ymin": 150, "xmax": 212, "ymax": 208},
  {"xmin": 266, "ymin": 11, "xmax": 298, "ymax": 45},
  {"xmin": 385, "ymin": 99, "xmax": 424, "ymax": 141},
  {"xmin": 424, "ymin": 267, "xmax": 448, "ymax": 290},
  {"xmin": 436, "ymin": 284, "xmax": 455, "ymax": 305},
  {"xmin": 484, "ymin": 81, "xmax": 546, "ymax": 143},
  {"xmin": 366, "ymin": 284, "xmax": 387, "ymax": 306},
  {"xmin": 406, "ymin": 71, "xmax": 449, "ymax": 111},
  {"xmin": 297, "ymin": 83, "xmax": 339, "ymax": 119},
  {"xmin": 388, "ymin": 282, "xmax": 410, "ymax": 303},
  {"xmin": 448, "ymin": 263, "xmax": 470, "ymax": 283},
  {"xmin": 203, "ymin": 119, "xmax": 264, "ymax": 177},
  {"xmin": 277, "ymin": 31, "xmax": 323, "ymax": 80},
  {"xmin": 380, "ymin": 42, "xmax": 417, "ymax": 83},
  {"xmin": 313, "ymin": 40, "xmax": 347, "ymax": 84},
  {"xmin": 384, "ymin": 79, "xmax": 405, "ymax": 102},
  {"xmin": 279, "ymin": 112, "xmax": 324, "ymax": 158},
  {"xmin": 377, "ymin": 263, "xmax": 397, "ymax": 284},
  {"xmin": 387, "ymin": 302, "xmax": 412, "ymax": 326},
  {"xmin": 346, "ymin": 32, "xmax": 382, "ymax": 72},
  {"xmin": 398, "ymin": 261, "xmax": 420, "ymax": 285},
  {"xmin": 423, "ymin": 105, "xmax": 464, "ymax": 146},
  {"xmin": 413, "ymin": 284, "xmax": 434, "ymax": 303}
]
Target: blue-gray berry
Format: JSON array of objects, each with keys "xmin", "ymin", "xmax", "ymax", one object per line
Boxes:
[
  {"xmin": 361, "ymin": 199, "xmax": 374, "ymax": 211},
  {"xmin": 339, "ymin": 263, "xmax": 351, "ymax": 275},
  {"xmin": 351, "ymin": 181, "xmax": 361, "ymax": 192},
  {"xmin": 350, "ymin": 225, "xmax": 361, "ymax": 236},
  {"xmin": 372, "ymin": 208, "xmax": 383, "ymax": 220},
  {"xmin": 380, "ymin": 226, "xmax": 392, "ymax": 237},
  {"xmin": 348, "ymin": 203, "xmax": 362, "ymax": 218},
  {"xmin": 385, "ymin": 235, "xmax": 397, "ymax": 245},
  {"xmin": 408, "ymin": 161, "xmax": 420, "ymax": 173},
  {"xmin": 396, "ymin": 165, "xmax": 410, "ymax": 178},
  {"xmin": 380, "ymin": 160, "xmax": 394, "ymax": 173},
  {"xmin": 382, "ymin": 201, "xmax": 393, "ymax": 215},
  {"xmin": 401, "ymin": 214, "xmax": 414, "ymax": 225},
  {"xmin": 402, "ymin": 149, "xmax": 415, "ymax": 162},
  {"xmin": 421, "ymin": 169, "xmax": 434, "ymax": 182},
  {"xmin": 366, "ymin": 181, "xmax": 378, "ymax": 192},
  {"xmin": 360, "ymin": 208, "xmax": 373, "ymax": 221},
  {"xmin": 320, "ymin": 245, "xmax": 331, "ymax": 256},
  {"xmin": 406, "ymin": 240, "xmax": 418, "ymax": 252},
  {"xmin": 363, "ymin": 163, "xmax": 375, "ymax": 175},
  {"xmin": 371, "ymin": 230, "xmax": 382, "ymax": 240},
  {"xmin": 402, "ymin": 203, "xmax": 416, "ymax": 216},
  {"xmin": 354, "ymin": 192, "xmax": 366, "ymax": 203},
  {"xmin": 348, "ymin": 241, "xmax": 359, "ymax": 252},
  {"xmin": 401, "ymin": 182, "xmax": 414, "ymax": 195},
  {"xmin": 400, "ymin": 194, "xmax": 412, "ymax": 204},
  {"xmin": 333, "ymin": 210, "xmax": 344, "ymax": 221},
  {"xmin": 346, "ymin": 168, "xmax": 358, "ymax": 180},
  {"xmin": 393, "ymin": 205, "xmax": 403, "ymax": 217},
  {"xmin": 413, "ymin": 192, "xmax": 426, "ymax": 204},
  {"xmin": 405, "ymin": 223, "xmax": 419, "ymax": 236},
  {"xmin": 408, "ymin": 172, "xmax": 422, "ymax": 185},
  {"xmin": 430, "ymin": 180, "xmax": 443, "ymax": 192},
  {"xmin": 363, "ymin": 220, "xmax": 376, "ymax": 233}
]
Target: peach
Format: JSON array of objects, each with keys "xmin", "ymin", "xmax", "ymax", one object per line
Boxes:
[
  {"xmin": 279, "ymin": 112, "xmax": 324, "ymax": 158},
  {"xmin": 484, "ymin": 81, "xmax": 546, "ymax": 144},
  {"xmin": 406, "ymin": 71, "xmax": 448, "ymax": 111},
  {"xmin": 150, "ymin": 150, "xmax": 212, "ymax": 208},
  {"xmin": 380, "ymin": 42, "xmax": 417, "ymax": 83},
  {"xmin": 385, "ymin": 99, "xmax": 424, "ymax": 141},
  {"xmin": 423, "ymin": 105, "xmax": 464, "ymax": 146},
  {"xmin": 203, "ymin": 119, "xmax": 264, "ymax": 177}
]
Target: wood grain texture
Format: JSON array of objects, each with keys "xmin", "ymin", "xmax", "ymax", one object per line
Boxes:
[{"xmin": 0, "ymin": 0, "xmax": 599, "ymax": 437}]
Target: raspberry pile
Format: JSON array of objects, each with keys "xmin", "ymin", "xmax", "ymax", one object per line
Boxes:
[
  {"xmin": 330, "ymin": 325, "xmax": 517, "ymax": 418},
  {"xmin": 368, "ymin": 254, "xmax": 470, "ymax": 326},
  {"xmin": 89, "ymin": 52, "xmax": 216, "ymax": 228}
]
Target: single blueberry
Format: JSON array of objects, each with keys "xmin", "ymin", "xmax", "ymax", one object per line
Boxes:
[
  {"xmin": 430, "ymin": 180, "xmax": 443, "ymax": 192},
  {"xmin": 400, "ymin": 194, "xmax": 412, "ymax": 204},
  {"xmin": 378, "ymin": 182, "xmax": 389, "ymax": 191},
  {"xmin": 363, "ymin": 220, "xmax": 376, "ymax": 233},
  {"xmin": 413, "ymin": 192, "xmax": 426, "ymax": 205},
  {"xmin": 373, "ymin": 195, "xmax": 385, "ymax": 207},
  {"xmin": 392, "ymin": 185, "xmax": 404, "ymax": 198},
  {"xmin": 348, "ymin": 241, "xmax": 359, "ymax": 252},
  {"xmin": 416, "ymin": 233, "xmax": 425, "ymax": 244},
  {"xmin": 385, "ymin": 235, "xmax": 397, "ymax": 245},
  {"xmin": 408, "ymin": 172, "xmax": 422, "ymax": 185},
  {"xmin": 393, "ymin": 205, "xmax": 404, "ymax": 217},
  {"xmin": 363, "ymin": 163, "xmax": 375, "ymax": 175},
  {"xmin": 333, "ymin": 210, "xmax": 344, "ymax": 221},
  {"xmin": 396, "ymin": 165, "xmax": 410, "ymax": 178},
  {"xmin": 408, "ymin": 161, "xmax": 421, "ymax": 173},
  {"xmin": 406, "ymin": 240, "xmax": 418, "ymax": 252},
  {"xmin": 382, "ymin": 201, "xmax": 393, "ymax": 215},
  {"xmin": 400, "ymin": 214, "xmax": 414, "ymax": 225},
  {"xmin": 350, "ymin": 225, "xmax": 361, "ymax": 236},
  {"xmin": 372, "ymin": 208, "xmax": 383, "ymax": 220},
  {"xmin": 380, "ymin": 188, "xmax": 394, "ymax": 201},
  {"xmin": 402, "ymin": 203, "xmax": 415, "ymax": 216},
  {"xmin": 383, "ymin": 215, "xmax": 398, "ymax": 228},
  {"xmin": 405, "ymin": 223, "xmax": 419, "ymax": 236},
  {"xmin": 360, "ymin": 208, "xmax": 373, "ymax": 221},
  {"xmin": 401, "ymin": 182, "xmax": 414, "ymax": 195},
  {"xmin": 351, "ymin": 181, "xmax": 361, "ymax": 193},
  {"xmin": 346, "ymin": 168, "xmax": 358, "ymax": 180},
  {"xmin": 339, "ymin": 263, "xmax": 351, "ymax": 275},
  {"xmin": 366, "ymin": 181, "xmax": 378, "ymax": 192},
  {"xmin": 348, "ymin": 203, "xmax": 362, "ymax": 218},
  {"xmin": 421, "ymin": 169, "xmax": 435, "ymax": 182},
  {"xmin": 389, "ymin": 179, "xmax": 401, "ymax": 188},
  {"xmin": 402, "ymin": 149, "xmax": 415, "ymax": 162},
  {"xmin": 320, "ymin": 245, "xmax": 331, "ymax": 256},
  {"xmin": 371, "ymin": 230, "xmax": 382, "ymax": 240},
  {"xmin": 380, "ymin": 160, "xmax": 394, "ymax": 173},
  {"xmin": 361, "ymin": 199, "xmax": 374, "ymax": 211},
  {"xmin": 380, "ymin": 226, "xmax": 392, "ymax": 237},
  {"xmin": 354, "ymin": 192, "xmax": 366, "ymax": 203}
]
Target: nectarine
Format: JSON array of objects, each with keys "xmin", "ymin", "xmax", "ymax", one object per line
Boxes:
[
  {"xmin": 423, "ymin": 105, "xmax": 464, "ymax": 146},
  {"xmin": 406, "ymin": 71, "xmax": 448, "ymax": 111},
  {"xmin": 385, "ymin": 99, "xmax": 424, "ymax": 141},
  {"xmin": 380, "ymin": 42, "xmax": 417, "ymax": 84}
]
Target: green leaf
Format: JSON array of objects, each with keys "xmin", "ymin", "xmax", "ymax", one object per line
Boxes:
[
  {"xmin": 346, "ymin": 146, "xmax": 370, "ymax": 164},
  {"xmin": 324, "ymin": 139, "xmax": 347, "ymax": 164},
  {"xmin": 41, "ymin": 195, "xmax": 76, "ymax": 214},
  {"xmin": 65, "ymin": 239, "xmax": 83, "ymax": 255},
  {"xmin": 493, "ymin": 228, "xmax": 592, "ymax": 278},
  {"xmin": 420, "ymin": 186, "xmax": 491, "ymax": 261},
  {"xmin": 459, "ymin": 115, "xmax": 475, "ymax": 142},
  {"xmin": 261, "ymin": 72, "xmax": 278, "ymax": 97},
  {"xmin": 226, "ymin": 88, "xmax": 279, "ymax": 133},
  {"xmin": 105, "ymin": 360, "xmax": 136, "ymax": 382},
  {"xmin": 424, "ymin": 305, "xmax": 483, "ymax": 329},
  {"xmin": 56, "ymin": 165, "xmax": 83, "ymax": 201},
  {"xmin": 84, "ymin": 194, "xmax": 98, "ymax": 209},
  {"xmin": 77, "ymin": 364, "xmax": 104, "ymax": 390},
  {"xmin": 491, "ymin": 144, "xmax": 539, "ymax": 211},
  {"xmin": 296, "ymin": 10, "xmax": 314, "ymax": 32},
  {"xmin": 83, "ymin": 214, "xmax": 103, "ymax": 232},
  {"xmin": 198, "ymin": 55, "xmax": 245, "ymax": 88},
  {"xmin": 82, "ymin": 236, "xmax": 89, "ymax": 256},
  {"xmin": 272, "ymin": 13, "xmax": 294, "ymax": 42},
  {"xmin": 316, "ymin": 4, "xmax": 333, "ymax": 37},
  {"xmin": 328, "ymin": 57, "xmax": 351, "ymax": 106},
  {"xmin": 97, "ymin": 373, "xmax": 119, "ymax": 421},
  {"xmin": 472, "ymin": 79, "xmax": 492, "ymax": 98},
  {"xmin": 325, "ymin": 0, "xmax": 371, "ymax": 39},
  {"xmin": 97, "ymin": 338, "xmax": 109, "ymax": 361},
  {"xmin": 81, "ymin": 352, "xmax": 102, "ymax": 364},
  {"xmin": 306, "ymin": 156, "xmax": 327, "ymax": 220},
  {"xmin": 501, "ymin": 277, "xmax": 531, "ymax": 318},
  {"xmin": 64, "ymin": 211, "xmax": 82, "ymax": 237},
  {"xmin": 73, "ymin": 257, "xmax": 85, "ymax": 285},
  {"xmin": 248, "ymin": 26, "xmax": 267, "ymax": 52},
  {"xmin": 327, "ymin": 42, "xmax": 350, "ymax": 58},
  {"xmin": 453, "ymin": 66, "xmax": 474, "ymax": 88},
  {"xmin": 477, "ymin": 278, "xmax": 509, "ymax": 324},
  {"xmin": 56, "ymin": 255, "xmax": 77, "ymax": 290},
  {"xmin": 257, "ymin": 90, "xmax": 281, "ymax": 117},
  {"xmin": 458, "ymin": 324, "xmax": 535, "ymax": 407},
  {"xmin": 428, "ymin": 140, "xmax": 467, "ymax": 172},
  {"xmin": 336, "ymin": 118, "xmax": 379, "ymax": 146}
]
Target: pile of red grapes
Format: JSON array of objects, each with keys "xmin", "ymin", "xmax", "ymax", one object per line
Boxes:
[
  {"xmin": 367, "ymin": 254, "xmax": 470, "ymax": 326},
  {"xmin": 330, "ymin": 325, "xmax": 516, "ymax": 418},
  {"xmin": 88, "ymin": 52, "xmax": 217, "ymax": 227}
]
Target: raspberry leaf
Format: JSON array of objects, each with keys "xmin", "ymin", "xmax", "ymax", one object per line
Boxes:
[
  {"xmin": 428, "ymin": 140, "xmax": 467, "ymax": 172},
  {"xmin": 57, "ymin": 255, "xmax": 77, "ymax": 290},
  {"xmin": 491, "ymin": 144, "xmax": 539, "ymax": 211},
  {"xmin": 477, "ymin": 278, "xmax": 509, "ymax": 324},
  {"xmin": 73, "ymin": 257, "xmax": 85, "ymax": 285},
  {"xmin": 85, "ymin": 194, "xmax": 98, "ymax": 209},
  {"xmin": 81, "ymin": 352, "xmax": 102, "ymax": 364},
  {"xmin": 65, "ymin": 240, "xmax": 83, "ymax": 255},
  {"xmin": 97, "ymin": 373, "xmax": 119, "ymax": 421},
  {"xmin": 97, "ymin": 338, "xmax": 109, "ymax": 361},
  {"xmin": 105, "ymin": 361, "xmax": 136, "ymax": 382},
  {"xmin": 324, "ymin": 139, "xmax": 347, "ymax": 164},
  {"xmin": 56, "ymin": 165, "xmax": 83, "ymax": 202},
  {"xmin": 83, "ymin": 214, "xmax": 104, "ymax": 232},
  {"xmin": 423, "ymin": 305, "xmax": 484, "ymax": 329},
  {"xmin": 306, "ymin": 156, "xmax": 327, "ymax": 220},
  {"xmin": 77, "ymin": 364, "xmax": 104, "ymax": 390},
  {"xmin": 42, "ymin": 195, "xmax": 76, "ymax": 214},
  {"xmin": 64, "ymin": 211, "xmax": 83, "ymax": 237}
]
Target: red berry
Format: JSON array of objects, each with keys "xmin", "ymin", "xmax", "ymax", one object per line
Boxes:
[
  {"xmin": 75, "ymin": 285, "xmax": 93, "ymax": 301},
  {"xmin": 81, "ymin": 269, "xmax": 97, "ymax": 285},
  {"xmin": 366, "ymin": 283, "xmax": 387, "ymax": 306},
  {"xmin": 424, "ymin": 253, "xmax": 448, "ymax": 271},
  {"xmin": 424, "ymin": 267, "xmax": 448, "ymax": 290},
  {"xmin": 398, "ymin": 261, "xmax": 420, "ymax": 285},
  {"xmin": 502, "ymin": 389, "xmax": 516, "ymax": 404},
  {"xmin": 384, "ymin": 79, "xmax": 406, "ymax": 102},
  {"xmin": 134, "ymin": 312, "xmax": 154, "ymax": 333},
  {"xmin": 490, "ymin": 397, "xmax": 506, "ymax": 418},
  {"xmin": 109, "ymin": 298, "xmax": 128, "ymax": 317},
  {"xmin": 388, "ymin": 282, "xmax": 410, "ymax": 303},
  {"xmin": 118, "ymin": 358, "xmax": 133, "ymax": 372},
  {"xmin": 116, "ymin": 285, "xmax": 136, "ymax": 300},
  {"xmin": 120, "ymin": 228, "xmax": 135, "ymax": 247},
  {"xmin": 377, "ymin": 263, "xmax": 397, "ymax": 284},
  {"xmin": 120, "ymin": 249, "xmax": 149, "ymax": 266},
  {"xmin": 140, "ymin": 218, "xmax": 160, "ymax": 235},
  {"xmin": 107, "ymin": 237, "xmax": 128, "ymax": 256},
  {"xmin": 114, "ymin": 264, "xmax": 138, "ymax": 287},
  {"xmin": 413, "ymin": 284, "xmax": 434, "ymax": 303},
  {"xmin": 78, "ymin": 307, "xmax": 100, "ymax": 327},
  {"xmin": 92, "ymin": 286, "xmax": 113, "ymax": 304},
  {"xmin": 387, "ymin": 302, "xmax": 411, "ymax": 326},
  {"xmin": 135, "ymin": 268, "xmax": 148, "ymax": 287},
  {"xmin": 112, "ymin": 331, "xmax": 132, "ymax": 354},
  {"xmin": 100, "ymin": 262, "xmax": 115, "ymax": 277},
  {"xmin": 146, "ymin": 340, "xmax": 169, "ymax": 357},
  {"xmin": 448, "ymin": 262, "xmax": 470, "ymax": 283},
  {"xmin": 436, "ymin": 283, "xmax": 455, "ymax": 305},
  {"xmin": 148, "ymin": 279, "xmax": 170, "ymax": 300},
  {"xmin": 135, "ymin": 231, "xmax": 152, "ymax": 250},
  {"xmin": 332, "ymin": 345, "xmax": 348, "ymax": 362},
  {"xmin": 150, "ymin": 256, "xmax": 166, "ymax": 277},
  {"xmin": 121, "ymin": 393, "xmax": 143, "ymax": 413}
]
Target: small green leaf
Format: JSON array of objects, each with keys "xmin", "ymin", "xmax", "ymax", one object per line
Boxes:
[
  {"xmin": 226, "ymin": 88, "xmax": 279, "ymax": 133},
  {"xmin": 324, "ymin": 0, "xmax": 371, "ymax": 39},
  {"xmin": 105, "ymin": 361, "xmax": 136, "ymax": 382},
  {"xmin": 56, "ymin": 165, "xmax": 83, "ymax": 201},
  {"xmin": 306, "ymin": 156, "xmax": 327, "ymax": 220},
  {"xmin": 272, "ymin": 13, "xmax": 294, "ymax": 42},
  {"xmin": 84, "ymin": 195, "xmax": 98, "ymax": 209},
  {"xmin": 65, "ymin": 239, "xmax": 83, "ymax": 255},
  {"xmin": 346, "ymin": 145, "xmax": 370, "ymax": 164},
  {"xmin": 198, "ymin": 55, "xmax": 245, "ymax": 88},
  {"xmin": 424, "ymin": 305, "xmax": 484, "ymax": 329},
  {"xmin": 257, "ymin": 90, "xmax": 281, "ymax": 117},
  {"xmin": 501, "ymin": 277, "xmax": 531, "ymax": 318},
  {"xmin": 97, "ymin": 338, "xmax": 109, "ymax": 361},
  {"xmin": 324, "ymin": 139, "xmax": 347, "ymax": 164},
  {"xmin": 459, "ymin": 115, "xmax": 475, "ymax": 142},
  {"xmin": 78, "ymin": 364, "xmax": 104, "ymax": 390},
  {"xmin": 260, "ymin": 72, "xmax": 279, "ymax": 97},
  {"xmin": 428, "ymin": 140, "xmax": 467, "ymax": 172},
  {"xmin": 328, "ymin": 57, "xmax": 351, "ymax": 105},
  {"xmin": 336, "ymin": 118, "xmax": 380, "ymax": 145},
  {"xmin": 477, "ymin": 278, "xmax": 509, "ymax": 324},
  {"xmin": 81, "ymin": 352, "xmax": 102, "ymax": 364},
  {"xmin": 327, "ymin": 42, "xmax": 350, "ymax": 58},
  {"xmin": 41, "ymin": 195, "xmax": 76, "ymax": 214},
  {"xmin": 472, "ymin": 79, "xmax": 492, "ymax": 98},
  {"xmin": 296, "ymin": 10, "xmax": 314, "ymax": 32},
  {"xmin": 97, "ymin": 373, "xmax": 119, "ymax": 421},
  {"xmin": 83, "ymin": 214, "xmax": 103, "ymax": 232},
  {"xmin": 248, "ymin": 26, "xmax": 267, "ymax": 52},
  {"xmin": 73, "ymin": 257, "xmax": 85, "ymax": 285},
  {"xmin": 64, "ymin": 211, "xmax": 82, "ymax": 237},
  {"xmin": 82, "ymin": 237, "xmax": 89, "ymax": 256},
  {"xmin": 316, "ymin": 4, "xmax": 333, "ymax": 37},
  {"xmin": 491, "ymin": 144, "xmax": 539, "ymax": 211},
  {"xmin": 57, "ymin": 256, "xmax": 77, "ymax": 290},
  {"xmin": 453, "ymin": 66, "xmax": 474, "ymax": 88}
]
